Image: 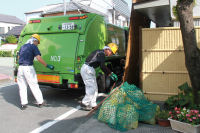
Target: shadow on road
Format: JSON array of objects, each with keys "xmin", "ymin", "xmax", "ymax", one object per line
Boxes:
[
  {"xmin": 0, "ymin": 83, "xmax": 85, "ymax": 109},
  {"xmin": 39, "ymin": 87, "xmax": 85, "ymax": 108},
  {"xmin": 0, "ymin": 84, "xmax": 20, "ymax": 107}
]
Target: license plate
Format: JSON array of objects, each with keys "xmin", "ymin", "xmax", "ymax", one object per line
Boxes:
[{"xmin": 62, "ymin": 22, "xmax": 74, "ymax": 30}]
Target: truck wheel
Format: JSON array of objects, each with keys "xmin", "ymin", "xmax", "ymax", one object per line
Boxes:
[{"xmin": 97, "ymin": 73, "xmax": 106, "ymax": 93}]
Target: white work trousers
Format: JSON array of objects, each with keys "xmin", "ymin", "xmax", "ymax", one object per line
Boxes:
[
  {"xmin": 17, "ymin": 66, "xmax": 44, "ymax": 105},
  {"xmin": 81, "ymin": 64, "xmax": 98, "ymax": 107}
]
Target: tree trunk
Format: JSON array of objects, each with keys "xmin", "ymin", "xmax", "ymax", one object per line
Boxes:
[
  {"xmin": 123, "ymin": 4, "xmax": 150, "ymax": 86},
  {"xmin": 177, "ymin": 0, "xmax": 200, "ymax": 104}
]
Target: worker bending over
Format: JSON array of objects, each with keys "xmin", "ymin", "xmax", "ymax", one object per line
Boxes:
[
  {"xmin": 80, "ymin": 43, "xmax": 118, "ymax": 111},
  {"xmin": 17, "ymin": 34, "xmax": 54, "ymax": 110}
]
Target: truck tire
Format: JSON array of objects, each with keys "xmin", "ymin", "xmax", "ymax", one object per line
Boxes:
[{"xmin": 97, "ymin": 73, "xmax": 106, "ymax": 93}]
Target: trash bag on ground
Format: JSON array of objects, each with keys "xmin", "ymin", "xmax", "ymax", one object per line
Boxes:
[{"xmin": 97, "ymin": 82, "xmax": 159, "ymax": 131}]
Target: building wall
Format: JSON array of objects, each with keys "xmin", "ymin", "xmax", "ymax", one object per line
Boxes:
[
  {"xmin": 141, "ymin": 27, "xmax": 200, "ymax": 101},
  {"xmin": 0, "ymin": 36, "xmax": 2, "ymax": 44},
  {"xmin": 170, "ymin": 0, "xmax": 200, "ymax": 27},
  {"xmin": 0, "ymin": 44, "xmax": 17, "ymax": 54},
  {"xmin": 25, "ymin": 12, "xmax": 42, "ymax": 24},
  {"xmin": 74, "ymin": 0, "xmax": 112, "ymax": 14},
  {"xmin": 25, "ymin": 1, "xmax": 130, "ymax": 27},
  {"xmin": 43, "ymin": 11, "xmax": 87, "ymax": 17},
  {"xmin": 173, "ymin": 18, "xmax": 200, "ymax": 27},
  {"xmin": 77, "ymin": 0, "xmax": 129, "ymax": 26},
  {"xmin": 0, "ymin": 22, "xmax": 21, "ymax": 34}
]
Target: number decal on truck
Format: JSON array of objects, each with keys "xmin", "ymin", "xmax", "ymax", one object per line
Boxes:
[{"xmin": 50, "ymin": 56, "xmax": 61, "ymax": 62}]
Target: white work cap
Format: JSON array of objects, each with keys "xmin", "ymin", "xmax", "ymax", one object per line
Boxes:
[{"xmin": 103, "ymin": 46, "xmax": 111, "ymax": 51}]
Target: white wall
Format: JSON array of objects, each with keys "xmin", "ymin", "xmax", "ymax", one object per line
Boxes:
[
  {"xmin": 74, "ymin": 0, "xmax": 113, "ymax": 14},
  {"xmin": 194, "ymin": 0, "xmax": 200, "ymax": 17},
  {"xmin": 90, "ymin": 0, "xmax": 129, "ymax": 26},
  {"xmin": 0, "ymin": 44, "xmax": 17, "ymax": 54},
  {"xmin": 0, "ymin": 22, "xmax": 21, "ymax": 34},
  {"xmin": 0, "ymin": 36, "xmax": 2, "ymax": 45},
  {"xmin": 0, "ymin": 44, "xmax": 17, "ymax": 50},
  {"xmin": 0, "ymin": 57, "xmax": 14, "ymax": 67},
  {"xmin": 25, "ymin": 12, "xmax": 42, "ymax": 24},
  {"xmin": 24, "ymin": 0, "xmax": 130, "ymax": 27},
  {"xmin": 74, "ymin": 0, "xmax": 129, "ymax": 27}
]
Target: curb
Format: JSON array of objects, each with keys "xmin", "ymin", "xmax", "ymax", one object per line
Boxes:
[{"xmin": 0, "ymin": 74, "xmax": 10, "ymax": 81}]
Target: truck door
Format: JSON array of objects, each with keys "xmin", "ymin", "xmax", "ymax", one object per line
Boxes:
[{"xmin": 34, "ymin": 33, "xmax": 79, "ymax": 75}]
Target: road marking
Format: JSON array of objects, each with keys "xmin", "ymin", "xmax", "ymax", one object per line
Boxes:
[
  {"xmin": 30, "ymin": 105, "xmax": 81, "ymax": 133},
  {"xmin": 30, "ymin": 93, "xmax": 108, "ymax": 133}
]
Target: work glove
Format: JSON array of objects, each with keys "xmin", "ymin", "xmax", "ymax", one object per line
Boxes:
[
  {"xmin": 110, "ymin": 72, "xmax": 118, "ymax": 81},
  {"xmin": 46, "ymin": 64, "xmax": 54, "ymax": 70}
]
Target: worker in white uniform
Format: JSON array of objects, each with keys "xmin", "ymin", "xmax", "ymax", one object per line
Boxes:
[
  {"xmin": 17, "ymin": 34, "xmax": 54, "ymax": 110},
  {"xmin": 80, "ymin": 43, "xmax": 118, "ymax": 111}
]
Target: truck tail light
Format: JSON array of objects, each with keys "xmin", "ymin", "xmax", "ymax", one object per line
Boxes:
[
  {"xmin": 68, "ymin": 83, "xmax": 78, "ymax": 88},
  {"xmin": 69, "ymin": 15, "xmax": 88, "ymax": 20},
  {"xmin": 29, "ymin": 20, "xmax": 41, "ymax": 23}
]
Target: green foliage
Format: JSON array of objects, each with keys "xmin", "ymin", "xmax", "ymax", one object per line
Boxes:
[
  {"xmin": 156, "ymin": 110, "xmax": 170, "ymax": 120},
  {"xmin": 169, "ymin": 107, "xmax": 200, "ymax": 125},
  {"xmin": 5, "ymin": 35, "xmax": 18, "ymax": 44},
  {"xmin": 0, "ymin": 51, "xmax": 13, "ymax": 57},
  {"xmin": 172, "ymin": 6, "xmax": 179, "ymax": 20},
  {"xmin": 1, "ymin": 39, "xmax": 6, "ymax": 45},
  {"xmin": 173, "ymin": 0, "xmax": 196, "ymax": 20},
  {"xmin": 164, "ymin": 82, "xmax": 200, "ymax": 110},
  {"xmin": 177, "ymin": 0, "xmax": 196, "ymax": 4}
]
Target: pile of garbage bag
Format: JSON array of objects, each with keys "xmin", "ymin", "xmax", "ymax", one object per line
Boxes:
[{"xmin": 97, "ymin": 82, "xmax": 159, "ymax": 131}]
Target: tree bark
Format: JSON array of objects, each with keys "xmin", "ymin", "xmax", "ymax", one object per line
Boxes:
[
  {"xmin": 177, "ymin": 0, "xmax": 200, "ymax": 104},
  {"xmin": 123, "ymin": 5, "xmax": 150, "ymax": 86}
]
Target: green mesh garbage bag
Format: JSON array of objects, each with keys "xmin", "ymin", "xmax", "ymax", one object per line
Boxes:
[
  {"xmin": 97, "ymin": 102, "xmax": 139, "ymax": 131},
  {"xmin": 97, "ymin": 87, "xmax": 126, "ymax": 125},
  {"xmin": 122, "ymin": 82, "xmax": 158, "ymax": 124},
  {"xmin": 96, "ymin": 82, "xmax": 158, "ymax": 131},
  {"xmin": 114, "ymin": 104, "xmax": 139, "ymax": 130},
  {"xmin": 98, "ymin": 102, "xmax": 117, "ymax": 125}
]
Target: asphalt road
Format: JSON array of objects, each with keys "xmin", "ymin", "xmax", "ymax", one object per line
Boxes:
[
  {"xmin": 0, "ymin": 57, "xmax": 175, "ymax": 133},
  {"xmin": 0, "ymin": 57, "xmax": 105, "ymax": 133},
  {"xmin": 0, "ymin": 80, "xmax": 176, "ymax": 133},
  {"xmin": 0, "ymin": 81, "xmax": 91, "ymax": 133}
]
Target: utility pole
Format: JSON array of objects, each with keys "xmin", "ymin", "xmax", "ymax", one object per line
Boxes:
[
  {"xmin": 63, "ymin": 0, "xmax": 66, "ymax": 16},
  {"xmin": 89, "ymin": 0, "xmax": 92, "ymax": 6}
]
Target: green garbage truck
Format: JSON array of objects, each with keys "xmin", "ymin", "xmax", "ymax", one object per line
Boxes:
[{"xmin": 14, "ymin": 13, "xmax": 128, "ymax": 92}]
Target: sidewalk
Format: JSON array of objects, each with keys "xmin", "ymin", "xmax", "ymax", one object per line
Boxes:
[
  {"xmin": 75, "ymin": 98, "xmax": 175, "ymax": 133},
  {"xmin": 0, "ymin": 73, "xmax": 10, "ymax": 81},
  {"xmin": 0, "ymin": 57, "xmax": 14, "ymax": 83},
  {"xmin": 73, "ymin": 117, "xmax": 175, "ymax": 133}
]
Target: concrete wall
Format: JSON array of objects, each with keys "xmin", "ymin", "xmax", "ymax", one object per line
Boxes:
[
  {"xmin": 0, "ymin": 44, "xmax": 17, "ymax": 54},
  {"xmin": 0, "ymin": 57, "xmax": 14, "ymax": 67}
]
